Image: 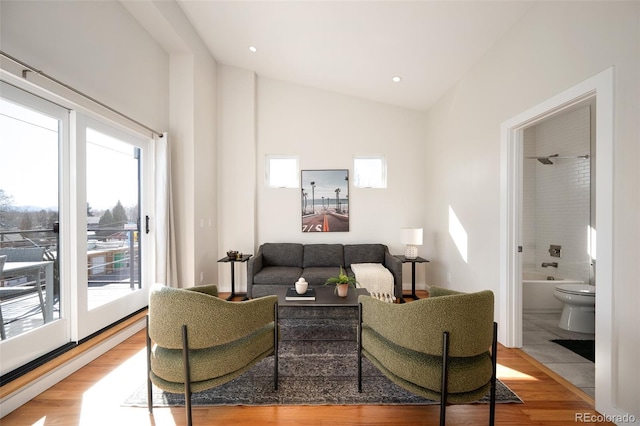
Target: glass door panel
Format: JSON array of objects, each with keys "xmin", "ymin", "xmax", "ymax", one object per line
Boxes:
[
  {"xmin": 0, "ymin": 95, "xmax": 60, "ymax": 337},
  {"xmin": 73, "ymin": 113, "xmax": 150, "ymax": 342},
  {"xmin": 0, "ymin": 82, "xmax": 69, "ymax": 374},
  {"xmin": 85, "ymin": 128, "xmax": 141, "ymax": 310}
]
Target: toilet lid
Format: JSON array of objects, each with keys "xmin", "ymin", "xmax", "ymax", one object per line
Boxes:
[{"xmin": 555, "ymin": 283, "xmax": 595, "ymax": 295}]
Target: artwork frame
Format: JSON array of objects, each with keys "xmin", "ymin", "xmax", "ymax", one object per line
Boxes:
[{"xmin": 301, "ymin": 169, "xmax": 349, "ymax": 232}]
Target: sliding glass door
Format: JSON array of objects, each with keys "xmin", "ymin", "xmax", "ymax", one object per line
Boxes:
[
  {"xmin": 0, "ymin": 82, "xmax": 69, "ymax": 372},
  {"xmin": 0, "ymin": 81, "xmax": 154, "ymax": 374},
  {"xmin": 73, "ymin": 114, "xmax": 151, "ymax": 341}
]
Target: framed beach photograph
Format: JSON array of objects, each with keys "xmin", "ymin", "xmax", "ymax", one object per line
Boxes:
[{"xmin": 301, "ymin": 169, "xmax": 349, "ymax": 232}]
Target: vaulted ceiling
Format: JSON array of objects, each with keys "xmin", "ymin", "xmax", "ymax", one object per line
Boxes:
[{"xmin": 176, "ymin": 1, "xmax": 534, "ymax": 111}]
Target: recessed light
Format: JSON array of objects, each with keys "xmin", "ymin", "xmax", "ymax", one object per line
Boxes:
[
  {"xmin": 392, "ymin": 76, "xmax": 402, "ymax": 83},
  {"xmin": 249, "ymin": 46, "xmax": 257, "ymax": 53}
]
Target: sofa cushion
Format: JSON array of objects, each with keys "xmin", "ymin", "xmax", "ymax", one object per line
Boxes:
[
  {"xmin": 344, "ymin": 244, "xmax": 385, "ymax": 267},
  {"xmin": 261, "ymin": 243, "xmax": 303, "ymax": 267},
  {"xmin": 253, "ymin": 266, "xmax": 303, "ymax": 285},
  {"xmin": 303, "ymin": 244, "xmax": 344, "ymax": 268},
  {"xmin": 301, "ymin": 266, "xmax": 344, "ymax": 285}
]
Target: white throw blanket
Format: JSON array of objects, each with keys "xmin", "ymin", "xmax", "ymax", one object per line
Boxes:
[{"xmin": 350, "ymin": 263, "xmax": 394, "ymax": 297}]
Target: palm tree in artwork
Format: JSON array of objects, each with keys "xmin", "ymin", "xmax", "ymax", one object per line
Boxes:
[
  {"xmin": 344, "ymin": 175, "xmax": 349, "ymax": 213},
  {"xmin": 301, "ymin": 188, "xmax": 306, "ymax": 215},
  {"xmin": 302, "ymin": 190, "xmax": 308, "ymax": 215}
]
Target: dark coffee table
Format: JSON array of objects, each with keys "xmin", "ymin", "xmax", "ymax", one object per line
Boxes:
[
  {"xmin": 274, "ymin": 286, "xmax": 369, "ymax": 307},
  {"xmin": 274, "ymin": 286, "xmax": 369, "ymax": 341}
]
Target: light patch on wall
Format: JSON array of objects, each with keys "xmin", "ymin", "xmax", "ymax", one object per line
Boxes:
[
  {"xmin": 588, "ymin": 225, "xmax": 596, "ymax": 260},
  {"xmin": 448, "ymin": 205, "xmax": 468, "ymax": 263}
]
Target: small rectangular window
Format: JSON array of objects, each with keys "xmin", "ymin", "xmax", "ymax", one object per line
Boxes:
[
  {"xmin": 354, "ymin": 155, "xmax": 387, "ymax": 188},
  {"xmin": 266, "ymin": 155, "xmax": 299, "ymax": 188}
]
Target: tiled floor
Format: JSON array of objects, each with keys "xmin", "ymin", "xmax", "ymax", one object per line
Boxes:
[{"xmin": 522, "ymin": 312, "xmax": 595, "ymax": 397}]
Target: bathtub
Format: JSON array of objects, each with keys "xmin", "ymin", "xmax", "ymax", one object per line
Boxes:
[{"xmin": 522, "ymin": 271, "xmax": 584, "ymax": 313}]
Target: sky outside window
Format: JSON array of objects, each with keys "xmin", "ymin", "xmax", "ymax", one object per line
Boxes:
[
  {"xmin": 86, "ymin": 128, "xmax": 139, "ymax": 212},
  {"xmin": 0, "ymin": 98, "xmax": 59, "ymax": 209}
]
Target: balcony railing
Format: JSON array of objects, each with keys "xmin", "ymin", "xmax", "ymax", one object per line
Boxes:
[{"xmin": 0, "ymin": 227, "xmax": 140, "ymax": 340}]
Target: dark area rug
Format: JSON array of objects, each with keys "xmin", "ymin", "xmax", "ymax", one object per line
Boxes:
[
  {"xmin": 551, "ymin": 339, "xmax": 595, "ymax": 362},
  {"xmin": 125, "ymin": 337, "xmax": 522, "ymax": 407}
]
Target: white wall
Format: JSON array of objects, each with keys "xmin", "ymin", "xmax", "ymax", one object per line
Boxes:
[
  {"xmin": 216, "ymin": 75, "xmax": 428, "ymax": 292},
  {"xmin": 124, "ymin": 0, "xmax": 219, "ymax": 288},
  {"xmin": 0, "ymin": 0, "xmax": 169, "ymax": 132},
  {"xmin": 192, "ymin": 53, "xmax": 218, "ymax": 287},
  {"xmin": 423, "ymin": 1, "xmax": 639, "ymax": 418},
  {"xmin": 216, "ymin": 65, "xmax": 256, "ymax": 292},
  {"xmin": 255, "ymin": 77, "xmax": 426, "ymax": 248}
]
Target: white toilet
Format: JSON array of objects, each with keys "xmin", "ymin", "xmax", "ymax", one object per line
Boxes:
[{"xmin": 553, "ymin": 283, "xmax": 596, "ymax": 333}]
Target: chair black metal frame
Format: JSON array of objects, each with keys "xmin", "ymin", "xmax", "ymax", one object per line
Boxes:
[
  {"xmin": 146, "ymin": 301, "xmax": 279, "ymax": 426},
  {"xmin": 358, "ymin": 303, "xmax": 498, "ymax": 426},
  {"xmin": 439, "ymin": 322, "xmax": 498, "ymax": 426}
]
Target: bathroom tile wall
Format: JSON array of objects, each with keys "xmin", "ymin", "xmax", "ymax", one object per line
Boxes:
[
  {"xmin": 523, "ymin": 106, "xmax": 592, "ymax": 284},
  {"xmin": 523, "ymin": 127, "xmax": 537, "ymax": 270}
]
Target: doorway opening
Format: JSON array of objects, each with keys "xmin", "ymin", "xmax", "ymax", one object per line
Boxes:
[
  {"xmin": 499, "ymin": 67, "xmax": 614, "ymax": 414},
  {"xmin": 519, "ymin": 98, "xmax": 595, "ymax": 396}
]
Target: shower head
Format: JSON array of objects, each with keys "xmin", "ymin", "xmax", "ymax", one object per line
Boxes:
[
  {"xmin": 536, "ymin": 154, "xmax": 558, "ymax": 165},
  {"xmin": 525, "ymin": 153, "xmax": 589, "ymax": 165}
]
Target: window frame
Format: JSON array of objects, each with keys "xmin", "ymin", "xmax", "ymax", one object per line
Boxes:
[
  {"xmin": 353, "ymin": 154, "xmax": 387, "ymax": 188},
  {"xmin": 0, "ymin": 81, "xmax": 71, "ymax": 373},
  {"xmin": 265, "ymin": 155, "xmax": 299, "ymax": 188},
  {"xmin": 73, "ymin": 112, "xmax": 153, "ymax": 341}
]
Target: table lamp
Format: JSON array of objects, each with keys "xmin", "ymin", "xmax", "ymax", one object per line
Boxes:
[{"xmin": 401, "ymin": 228, "xmax": 423, "ymax": 260}]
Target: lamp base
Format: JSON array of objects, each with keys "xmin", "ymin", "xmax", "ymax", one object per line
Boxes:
[{"xmin": 405, "ymin": 245, "xmax": 418, "ymax": 260}]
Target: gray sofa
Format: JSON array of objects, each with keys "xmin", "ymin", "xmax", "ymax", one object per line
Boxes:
[{"xmin": 247, "ymin": 243, "xmax": 402, "ymax": 300}]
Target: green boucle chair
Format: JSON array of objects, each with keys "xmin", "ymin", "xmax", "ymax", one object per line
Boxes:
[
  {"xmin": 358, "ymin": 286, "xmax": 497, "ymax": 426},
  {"xmin": 146, "ymin": 284, "xmax": 279, "ymax": 426}
]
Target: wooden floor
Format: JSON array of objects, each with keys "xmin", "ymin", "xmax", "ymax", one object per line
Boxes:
[{"xmin": 1, "ymin": 291, "xmax": 613, "ymax": 425}]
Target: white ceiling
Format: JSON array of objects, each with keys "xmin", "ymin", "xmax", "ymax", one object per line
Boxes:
[{"xmin": 176, "ymin": 1, "xmax": 534, "ymax": 111}]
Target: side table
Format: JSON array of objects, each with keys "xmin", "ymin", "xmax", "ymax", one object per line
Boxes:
[
  {"xmin": 394, "ymin": 255, "xmax": 429, "ymax": 300},
  {"xmin": 217, "ymin": 254, "xmax": 252, "ymax": 300}
]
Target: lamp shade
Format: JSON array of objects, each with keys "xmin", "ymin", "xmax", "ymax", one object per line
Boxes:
[{"xmin": 401, "ymin": 228, "xmax": 423, "ymax": 245}]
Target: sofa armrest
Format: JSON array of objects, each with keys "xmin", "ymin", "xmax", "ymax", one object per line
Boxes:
[
  {"xmin": 247, "ymin": 249, "xmax": 264, "ymax": 298},
  {"xmin": 384, "ymin": 248, "xmax": 403, "ymax": 300}
]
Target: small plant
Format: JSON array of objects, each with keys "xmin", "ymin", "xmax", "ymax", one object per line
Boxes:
[{"xmin": 324, "ymin": 266, "xmax": 359, "ymax": 294}]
